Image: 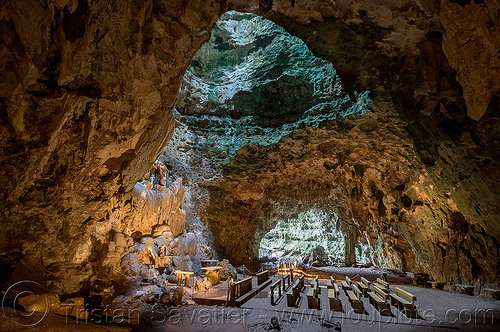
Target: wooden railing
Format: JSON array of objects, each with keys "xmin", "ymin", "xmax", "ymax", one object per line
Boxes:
[
  {"xmin": 228, "ymin": 277, "xmax": 253, "ymax": 306},
  {"xmin": 257, "ymin": 270, "xmax": 269, "ymax": 285}
]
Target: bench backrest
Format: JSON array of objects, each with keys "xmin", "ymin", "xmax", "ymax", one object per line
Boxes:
[
  {"xmin": 271, "ymin": 279, "xmax": 281, "ymax": 288},
  {"xmin": 232, "ymin": 277, "xmax": 252, "ymax": 298},
  {"xmin": 328, "ymin": 288, "xmax": 337, "ymax": 299},
  {"xmin": 358, "ymin": 281, "xmax": 368, "ymax": 289},
  {"xmin": 346, "ymin": 290, "xmax": 358, "ymax": 301},
  {"xmin": 361, "ymin": 277, "xmax": 370, "ymax": 286},
  {"xmin": 345, "ymin": 276, "xmax": 352, "ymax": 285},
  {"xmin": 256, "ymin": 270, "xmax": 268, "ymax": 276},
  {"xmin": 395, "ymin": 287, "xmax": 416, "ymax": 302},
  {"xmin": 333, "ymin": 283, "xmax": 339, "ymax": 295},
  {"xmin": 257, "ymin": 270, "xmax": 269, "ymax": 284},
  {"xmin": 352, "ymin": 283, "xmax": 362, "ymax": 298},
  {"xmin": 374, "ymin": 285, "xmax": 389, "ymax": 300},
  {"xmin": 376, "ymin": 278, "xmax": 389, "ymax": 288}
]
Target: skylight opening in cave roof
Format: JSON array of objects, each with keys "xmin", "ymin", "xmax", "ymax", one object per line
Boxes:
[{"xmin": 168, "ymin": 11, "xmax": 372, "ymax": 167}]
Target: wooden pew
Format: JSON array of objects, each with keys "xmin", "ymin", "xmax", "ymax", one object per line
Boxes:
[
  {"xmin": 328, "ymin": 283, "xmax": 342, "ymax": 311},
  {"xmin": 286, "ymin": 288, "xmax": 296, "ymax": 307},
  {"xmin": 374, "ymin": 278, "xmax": 390, "ymax": 292},
  {"xmin": 341, "ymin": 276, "xmax": 351, "ymax": 291},
  {"xmin": 311, "ymin": 276, "xmax": 321, "ymax": 294},
  {"xmin": 292, "ymin": 279, "xmax": 301, "ymax": 299},
  {"xmin": 327, "ymin": 276, "xmax": 336, "ymax": 289},
  {"xmin": 346, "ymin": 276, "xmax": 352, "ymax": 286},
  {"xmin": 307, "ymin": 282, "xmax": 320, "ymax": 309},
  {"xmin": 270, "ymin": 279, "xmax": 282, "ymax": 306},
  {"xmin": 390, "ymin": 287, "xmax": 417, "ymax": 318},
  {"xmin": 357, "ymin": 277, "xmax": 370, "ymax": 297},
  {"xmin": 334, "ymin": 283, "xmax": 340, "ymax": 294},
  {"xmin": 351, "ymin": 283, "xmax": 363, "ymax": 299},
  {"xmin": 282, "ymin": 273, "xmax": 291, "ymax": 292},
  {"xmin": 368, "ymin": 285, "xmax": 391, "ymax": 316},
  {"xmin": 298, "ymin": 274, "xmax": 305, "ymax": 292},
  {"xmin": 374, "ymin": 285, "xmax": 390, "ymax": 301},
  {"xmin": 346, "ymin": 290, "xmax": 364, "ymax": 314},
  {"xmin": 256, "ymin": 270, "xmax": 269, "ymax": 285},
  {"xmin": 310, "ymin": 280, "xmax": 319, "ymax": 297},
  {"xmin": 286, "ymin": 279, "xmax": 301, "ymax": 307}
]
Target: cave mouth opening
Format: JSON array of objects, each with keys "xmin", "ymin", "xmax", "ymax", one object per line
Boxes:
[
  {"xmin": 157, "ymin": 10, "xmax": 373, "ymax": 267},
  {"xmin": 258, "ymin": 209, "xmax": 371, "ymax": 267}
]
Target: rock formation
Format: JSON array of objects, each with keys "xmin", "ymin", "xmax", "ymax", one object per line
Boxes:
[{"xmin": 0, "ymin": 0, "xmax": 498, "ymax": 297}]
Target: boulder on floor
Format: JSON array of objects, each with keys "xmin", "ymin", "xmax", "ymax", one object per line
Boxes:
[
  {"xmin": 111, "ymin": 285, "xmax": 163, "ymax": 311},
  {"xmin": 121, "ymin": 252, "xmax": 149, "ymax": 277},
  {"xmin": 165, "ymin": 274, "xmax": 178, "ymax": 284},
  {"xmin": 204, "ymin": 270, "xmax": 219, "ymax": 286},
  {"xmin": 160, "ymin": 263, "xmax": 173, "ymax": 275},
  {"xmin": 56, "ymin": 297, "xmax": 88, "ymax": 319},
  {"xmin": 134, "ymin": 243, "xmax": 158, "ymax": 266},
  {"xmin": 144, "ymin": 267, "xmax": 160, "ymax": 278},
  {"xmin": 18, "ymin": 293, "xmax": 60, "ymax": 313},
  {"xmin": 160, "ymin": 292, "xmax": 172, "ymax": 306},
  {"xmin": 169, "ymin": 286, "xmax": 184, "ymax": 306},
  {"xmin": 220, "ymin": 259, "xmax": 237, "ymax": 280},
  {"xmin": 159, "ymin": 286, "xmax": 184, "ymax": 307},
  {"xmin": 172, "ymin": 255, "xmax": 202, "ymax": 274}
]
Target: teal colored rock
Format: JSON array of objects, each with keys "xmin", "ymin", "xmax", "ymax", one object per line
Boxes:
[{"xmin": 173, "ymin": 11, "xmax": 372, "ymax": 165}]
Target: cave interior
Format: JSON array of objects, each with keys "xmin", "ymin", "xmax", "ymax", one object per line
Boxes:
[{"xmin": 0, "ymin": 0, "xmax": 499, "ymax": 330}]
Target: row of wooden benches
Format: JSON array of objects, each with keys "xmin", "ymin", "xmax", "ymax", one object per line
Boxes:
[
  {"xmin": 268, "ymin": 272, "xmax": 305, "ymax": 306},
  {"xmin": 327, "ymin": 276, "xmax": 417, "ymax": 317},
  {"xmin": 287, "ymin": 274, "xmax": 305, "ymax": 307},
  {"xmin": 306, "ymin": 275, "xmax": 321, "ymax": 309},
  {"xmin": 271, "ymin": 272, "xmax": 418, "ymax": 318}
]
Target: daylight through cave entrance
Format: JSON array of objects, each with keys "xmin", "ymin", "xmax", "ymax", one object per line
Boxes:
[
  {"xmin": 161, "ymin": 10, "xmax": 373, "ymax": 265},
  {"xmin": 258, "ymin": 209, "xmax": 371, "ymax": 266},
  {"xmin": 156, "ymin": 10, "xmax": 376, "ymax": 268}
]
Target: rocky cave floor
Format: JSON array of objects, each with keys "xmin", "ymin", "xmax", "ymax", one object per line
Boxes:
[{"xmin": 2, "ymin": 265, "xmax": 499, "ymax": 332}]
